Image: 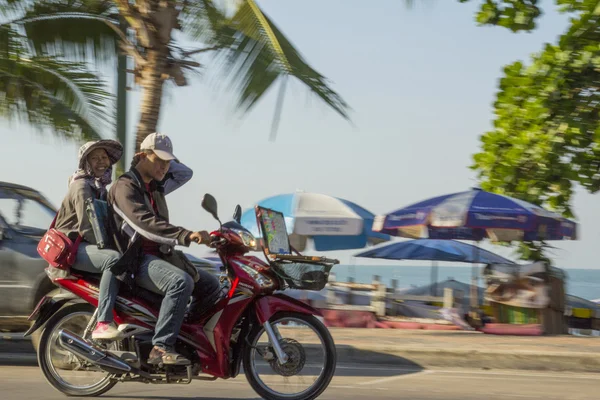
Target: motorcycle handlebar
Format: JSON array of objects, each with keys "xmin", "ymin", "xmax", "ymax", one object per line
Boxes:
[{"xmin": 209, "ymin": 234, "xmax": 227, "ymax": 248}]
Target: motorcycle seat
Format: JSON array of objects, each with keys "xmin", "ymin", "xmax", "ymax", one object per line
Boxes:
[{"xmin": 69, "ymin": 270, "xmax": 164, "ymax": 306}]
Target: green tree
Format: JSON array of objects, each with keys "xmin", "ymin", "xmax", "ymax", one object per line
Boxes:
[
  {"xmin": 0, "ymin": 1, "xmax": 112, "ymax": 141},
  {"xmin": 464, "ymin": 1, "xmax": 600, "ymax": 261},
  {"xmin": 10, "ymin": 0, "xmax": 349, "ymax": 153},
  {"xmin": 459, "ymin": 0, "xmax": 542, "ymax": 32}
]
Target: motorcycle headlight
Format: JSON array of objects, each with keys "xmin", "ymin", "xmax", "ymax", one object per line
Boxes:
[
  {"xmin": 239, "ymin": 264, "xmax": 273, "ymax": 288},
  {"xmin": 233, "ymin": 229, "xmax": 258, "ymax": 250}
]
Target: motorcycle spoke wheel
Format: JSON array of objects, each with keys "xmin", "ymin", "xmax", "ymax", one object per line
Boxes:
[
  {"xmin": 243, "ymin": 312, "xmax": 336, "ymax": 400},
  {"xmin": 38, "ymin": 304, "xmax": 118, "ymax": 396}
]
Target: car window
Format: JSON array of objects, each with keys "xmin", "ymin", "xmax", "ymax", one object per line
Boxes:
[{"xmin": 0, "ymin": 188, "xmax": 55, "ymax": 234}]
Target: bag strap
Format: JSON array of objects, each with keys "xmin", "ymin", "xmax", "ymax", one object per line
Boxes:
[
  {"xmin": 49, "ymin": 212, "xmax": 59, "ymax": 229},
  {"xmin": 49, "ymin": 208, "xmax": 83, "ymax": 244},
  {"xmin": 48, "ymin": 211, "xmax": 81, "ymax": 242},
  {"xmin": 66, "ymin": 232, "xmax": 84, "ymax": 267}
]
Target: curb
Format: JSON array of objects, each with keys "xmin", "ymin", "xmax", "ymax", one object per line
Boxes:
[
  {"xmin": 0, "ymin": 353, "xmax": 37, "ymax": 366},
  {"xmin": 2, "ymin": 335, "xmax": 599, "ymax": 373},
  {"xmin": 0, "ymin": 335, "xmax": 34, "ymax": 355},
  {"xmin": 335, "ymin": 345, "xmax": 600, "ymax": 373}
]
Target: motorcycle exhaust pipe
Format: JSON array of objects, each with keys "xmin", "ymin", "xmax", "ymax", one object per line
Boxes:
[{"xmin": 58, "ymin": 329, "xmax": 132, "ymax": 374}]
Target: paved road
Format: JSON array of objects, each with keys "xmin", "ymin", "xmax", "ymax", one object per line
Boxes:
[{"xmin": 0, "ymin": 363, "xmax": 598, "ymax": 400}]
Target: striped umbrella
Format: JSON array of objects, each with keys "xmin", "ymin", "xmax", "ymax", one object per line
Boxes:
[{"xmin": 240, "ymin": 192, "xmax": 389, "ymax": 251}]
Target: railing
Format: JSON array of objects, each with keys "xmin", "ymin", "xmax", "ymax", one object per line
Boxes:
[
  {"xmin": 319, "ymin": 274, "xmax": 599, "ymax": 325},
  {"xmin": 321, "ymin": 273, "xmax": 455, "ymax": 317}
]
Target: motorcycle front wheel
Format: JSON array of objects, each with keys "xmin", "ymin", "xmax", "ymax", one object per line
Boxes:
[{"xmin": 243, "ymin": 311, "xmax": 336, "ymax": 400}]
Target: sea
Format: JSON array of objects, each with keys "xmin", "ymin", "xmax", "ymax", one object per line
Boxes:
[{"xmin": 331, "ymin": 265, "xmax": 600, "ymax": 301}]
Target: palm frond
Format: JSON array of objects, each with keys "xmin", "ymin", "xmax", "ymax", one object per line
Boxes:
[
  {"xmin": 17, "ymin": 2, "xmax": 119, "ymax": 66},
  {"xmin": 217, "ymin": 0, "xmax": 349, "ymax": 120},
  {"xmin": 180, "ymin": 0, "xmax": 234, "ymax": 46},
  {"xmin": 0, "ymin": 26, "xmax": 112, "ymax": 141}
]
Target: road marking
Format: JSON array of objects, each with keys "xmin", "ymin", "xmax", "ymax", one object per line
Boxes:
[
  {"xmin": 336, "ymin": 364, "xmax": 422, "ymax": 373},
  {"xmin": 429, "ymin": 369, "xmax": 600, "ymax": 380},
  {"xmin": 358, "ymin": 370, "xmax": 432, "ymax": 386},
  {"xmin": 0, "ymin": 285, "xmax": 32, "ymax": 288},
  {"xmin": 330, "ymin": 385, "xmax": 389, "ymax": 391}
]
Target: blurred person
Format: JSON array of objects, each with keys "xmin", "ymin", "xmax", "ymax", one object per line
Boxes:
[
  {"xmin": 54, "ymin": 140, "xmax": 125, "ymax": 340},
  {"xmin": 108, "ymin": 133, "xmax": 218, "ymax": 365}
]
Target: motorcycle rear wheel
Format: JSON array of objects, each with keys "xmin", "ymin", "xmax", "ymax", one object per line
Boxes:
[{"xmin": 38, "ymin": 303, "xmax": 118, "ymax": 397}]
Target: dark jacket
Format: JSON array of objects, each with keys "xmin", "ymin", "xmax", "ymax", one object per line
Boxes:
[
  {"xmin": 55, "ymin": 180, "xmax": 102, "ymax": 244},
  {"xmin": 107, "ymin": 162, "xmax": 198, "ymax": 280}
]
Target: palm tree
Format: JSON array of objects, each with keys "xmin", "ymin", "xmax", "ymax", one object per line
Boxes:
[
  {"xmin": 0, "ymin": 1, "xmax": 112, "ymax": 142},
  {"xmin": 12, "ymin": 0, "xmax": 350, "ymax": 155}
]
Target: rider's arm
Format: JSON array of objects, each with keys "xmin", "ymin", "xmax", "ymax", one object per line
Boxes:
[
  {"xmin": 110, "ymin": 177, "xmax": 192, "ymax": 246},
  {"xmin": 160, "ymin": 161, "xmax": 193, "ymax": 196}
]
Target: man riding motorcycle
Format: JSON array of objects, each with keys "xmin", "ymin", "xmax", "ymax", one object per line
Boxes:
[{"xmin": 108, "ymin": 132, "xmax": 219, "ymax": 366}]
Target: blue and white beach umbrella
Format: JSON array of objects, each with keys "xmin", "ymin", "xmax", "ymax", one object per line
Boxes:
[
  {"xmin": 240, "ymin": 192, "xmax": 390, "ymax": 251},
  {"xmin": 374, "ymin": 188, "xmax": 577, "ymax": 242}
]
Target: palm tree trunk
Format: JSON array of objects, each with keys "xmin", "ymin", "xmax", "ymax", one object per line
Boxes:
[
  {"xmin": 115, "ymin": 16, "xmax": 128, "ymax": 175},
  {"xmin": 135, "ymin": 47, "xmax": 168, "ymax": 151}
]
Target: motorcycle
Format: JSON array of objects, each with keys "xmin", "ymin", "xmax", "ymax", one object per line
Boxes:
[{"xmin": 25, "ymin": 194, "xmax": 339, "ymax": 400}]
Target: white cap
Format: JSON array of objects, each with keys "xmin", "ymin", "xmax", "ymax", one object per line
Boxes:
[{"xmin": 140, "ymin": 132, "xmax": 176, "ymax": 161}]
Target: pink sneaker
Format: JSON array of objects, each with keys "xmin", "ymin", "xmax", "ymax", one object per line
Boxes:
[{"xmin": 91, "ymin": 322, "xmax": 123, "ymax": 340}]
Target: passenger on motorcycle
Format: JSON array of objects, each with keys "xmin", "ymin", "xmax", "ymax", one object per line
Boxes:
[
  {"xmin": 54, "ymin": 140, "xmax": 125, "ymax": 341},
  {"xmin": 108, "ymin": 132, "xmax": 215, "ymax": 366}
]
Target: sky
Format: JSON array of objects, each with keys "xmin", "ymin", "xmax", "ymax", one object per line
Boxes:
[{"xmin": 2, "ymin": 0, "xmax": 598, "ymax": 269}]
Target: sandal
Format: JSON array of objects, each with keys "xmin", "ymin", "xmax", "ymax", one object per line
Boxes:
[{"xmin": 147, "ymin": 346, "xmax": 190, "ymax": 366}]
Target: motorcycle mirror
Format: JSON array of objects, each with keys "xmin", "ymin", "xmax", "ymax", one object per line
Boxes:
[
  {"xmin": 201, "ymin": 194, "xmax": 219, "ymax": 222},
  {"xmin": 233, "ymin": 205, "xmax": 242, "ymax": 223}
]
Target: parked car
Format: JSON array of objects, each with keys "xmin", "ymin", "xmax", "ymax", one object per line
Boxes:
[
  {"xmin": 0, "ymin": 181, "xmax": 57, "ymax": 335},
  {"xmin": 0, "ymin": 181, "xmax": 222, "ymax": 343}
]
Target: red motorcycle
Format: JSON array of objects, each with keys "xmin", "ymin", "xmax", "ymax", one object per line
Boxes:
[{"xmin": 26, "ymin": 194, "xmax": 339, "ymax": 400}]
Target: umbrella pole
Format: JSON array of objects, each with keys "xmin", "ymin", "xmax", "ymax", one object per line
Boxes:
[
  {"xmin": 349, "ymin": 257, "xmax": 356, "ymax": 282},
  {"xmin": 470, "ymin": 241, "xmax": 479, "ymax": 312},
  {"xmin": 431, "ymin": 261, "xmax": 438, "ymax": 296}
]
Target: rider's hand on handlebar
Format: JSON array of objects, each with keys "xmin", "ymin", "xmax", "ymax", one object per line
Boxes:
[{"xmin": 189, "ymin": 231, "xmax": 211, "ymax": 245}]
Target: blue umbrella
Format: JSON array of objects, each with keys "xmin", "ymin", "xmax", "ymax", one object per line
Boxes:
[
  {"xmin": 240, "ymin": 192, "xmax": 390, "ymax": 251},
  {"xmin": 373, "ymin": 188, "xmax": 577, "ymax": 242},
  {"xmin": 354, "ymin": 239, "xmax": 515, "ymax": 264},
  {"xmin": 354, "ymin": 239, "xmax": 515, "ymax": 296}
]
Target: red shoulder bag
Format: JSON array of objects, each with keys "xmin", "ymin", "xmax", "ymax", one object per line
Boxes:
[{"xmin": 37, "ymin": 214, "xmax": 82, "ymax": 270}]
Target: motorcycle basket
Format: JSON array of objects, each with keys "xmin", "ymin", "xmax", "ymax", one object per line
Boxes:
[{"xmin": 270, "ymin": 260, "xmax": 335, "ymax": 291}]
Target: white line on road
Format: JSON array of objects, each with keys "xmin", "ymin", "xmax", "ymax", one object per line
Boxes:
[
  {"xmin": 429, "ymin": 369, "xmax": 600, "ymax": 380},
  {"xmin": 336, "ymin": 365, "xmax": 422, "ymax": 373},
  {"xmin": 330, "ymin": 385, "xmax": 389, "ymax": 391},
  {"xmin": 358, "ymin": 370, "xmax": 432, "ymax": 386}
]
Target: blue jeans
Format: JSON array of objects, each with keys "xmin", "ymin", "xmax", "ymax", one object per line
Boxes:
[
  {"xmin": 189, "ymin": 268, "xmax": 221, "ymax": 313},
  {"xmin": 135, "ymin": 255, "xmax": 194, "ymax": 350},
  {"xmin": 71, "ymin": 244, "xmax": 121, "ymax": 323}
]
